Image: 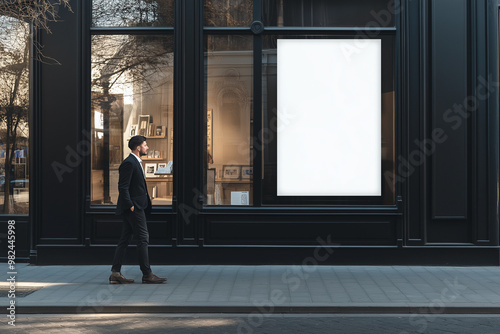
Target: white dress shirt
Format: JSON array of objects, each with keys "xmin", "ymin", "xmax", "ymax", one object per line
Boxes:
[{"xmin": 131, "ymin": 152, "xmax": 145, "ymax": 176}]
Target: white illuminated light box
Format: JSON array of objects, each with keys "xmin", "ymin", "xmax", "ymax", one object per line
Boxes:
[{"xmin": 277, "ymin": 39, "xmax": 382, "ymax": 196}]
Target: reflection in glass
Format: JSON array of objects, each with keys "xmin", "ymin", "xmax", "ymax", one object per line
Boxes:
[
  {"xmin": 91, "ymin": 35, "xmax": 174, "ymax": 205},
  {"xmin": 204, "ymin": 0, "xmax": 253, "ymax": 27},
  {"xmin": 262, "ymin": 35, "xmax": 395, "ymax": 204},
  {"xmin": 0, "ymin": 16, "xmax": 30, "ymax": 214},
  {"xmin": 204, "ymin": 35, "xmax": 253, "ymax": 205},
  {"xmin": 92, "ymin": 0, "xmax": 174, "ymax": 27},
  {"xmin": 263, "ymin": 0, "xmax": 395, "ymax": 27}
]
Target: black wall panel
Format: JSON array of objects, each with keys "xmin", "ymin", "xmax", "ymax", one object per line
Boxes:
[
  {"xmin": 404, "ymin": 0, "xmax": 497, "ymax": 245},
  {"xmin": 39, "ymin": 1, "xmax": 83, "ymax": 242},
  {"xmin": 205, "ymin": 216, "xmax": 398, "ymax": 246},
  {"xmin": 91, "ymin": 215, "xmax": 173, "ymax": 245},
  {"xmin": 430, "ymin": 0, "xmax": 469, "ymax": 219}
]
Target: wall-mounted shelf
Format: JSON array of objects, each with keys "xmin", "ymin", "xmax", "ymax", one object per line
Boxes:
[{"xmin": 142, "ymin": 158, "xmax": 164, "ymax": 161}]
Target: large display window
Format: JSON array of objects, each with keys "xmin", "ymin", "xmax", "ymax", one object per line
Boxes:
[
  {"xmin": 92, "ymin": 0, "xmax": 175, "ymax": 27},
  {"xmin": 0, "ymin": 16, "xmax": 30, "ymax": 214},
  {"xmin": 204, "ymin": 35, "xmax": 254, "ymax": 205},
  {"xmin": 90, "ymin": 0, "xmax": 175, "ymax": 206},
  {"xmin": 88, "ymin": 0, "xmax": 397, "ymax": 208},
  {"xmin": 203, "ymin": 0, "xmax": 397, "ymax": 206},
  {"xmin": 262, "ymin": 0, "xmax": 395, "ymax": 27},
  {"xmin": 204, "ymin": 0, "xmax": 253, "ymax": 27}
]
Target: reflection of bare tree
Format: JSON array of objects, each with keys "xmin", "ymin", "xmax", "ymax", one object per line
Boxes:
[
  {"xmin": 92, "ymin": 0, "xmax": 174, "ymax": 27},
  {"xmin": 92, "ymin": 35, "xmax": 174, "ymax": 96},
  {"xmin": 204, "ymin": 0, "xmax": 253, "ymax": 53},
  {"xmin": 0, "ymin": 1, "xmax": 70, "ymax": 213},
  {"xmin": 0, "ymin": 18, "xmax": 29, "ymax": 213},
  {"xmin": 204, "ymin": 0, "xmax": 253, "ymax": 27},
  {"xmin": 0, "ymin": 0, "xmax": 71, "ymax": 63},
  {"xmin": 91, "ymin": 35, "xmax": 173, "ymax": 203}
]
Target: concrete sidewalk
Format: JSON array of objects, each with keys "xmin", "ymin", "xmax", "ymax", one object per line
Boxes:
[{"xmin": 2, "ymin": 264, "xmax": 500, "ymax": 314}]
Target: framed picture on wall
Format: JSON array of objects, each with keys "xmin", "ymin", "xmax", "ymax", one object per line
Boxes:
[
  {"xmin": 207, "ymin": 109, "xmax": 213, "ymax": 159},
  {"xmin": 145, "ymin": 163, "xmax": 157, "ymax": 177},
  {"xmin": 241, "ymin": 166, "xmax": 253, "ymax": 179},
  {"xmin": 223, "ymin": 165, "xmax": 240, "ymax": 179},
  {"xmin": 155, "ymin": 162, "xmax": 170, "ymax": 175},
  {"xmin": 138, "ymin": 115, "xmax": 150, "ymax": 136},
  {"xmin": 130, "ymin": 124, "xmax": 137, "ymax": 137},
  {"xmin": 149, "ymin": 123, "xmax": 156, "ymax": 136}
]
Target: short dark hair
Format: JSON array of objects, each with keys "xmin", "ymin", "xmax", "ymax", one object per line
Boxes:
[{"xmin": 128, "ymin": 135, "xmax": 146, "ymax": 151}]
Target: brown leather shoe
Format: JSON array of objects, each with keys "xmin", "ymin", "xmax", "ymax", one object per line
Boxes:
[
  {"xmin": 109, "ymin": 272, "xmax": 134, "ymax": 284},
  {"xmin": 142, "ymin": 272, "xmax": 167, "ymax": 284}
]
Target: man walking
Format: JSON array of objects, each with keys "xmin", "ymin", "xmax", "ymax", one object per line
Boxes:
[{"xmin": 110, "ymin": 135, "xmax": 166, "ymax": 284}]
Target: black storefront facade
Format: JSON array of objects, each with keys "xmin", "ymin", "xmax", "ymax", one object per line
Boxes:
[{"xmin": 2, "ymin": 0, "xmax": 500, "ymax": 265}]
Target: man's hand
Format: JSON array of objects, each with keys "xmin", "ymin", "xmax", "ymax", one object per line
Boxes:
[{"xmin": 130, "ymin": 206, "xmax": 135, "ymax": 212}]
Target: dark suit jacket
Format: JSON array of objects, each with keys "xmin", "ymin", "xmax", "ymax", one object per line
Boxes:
[{"xmin": 115, "ymin": 154, "xmax": 152, "ymax": 215}]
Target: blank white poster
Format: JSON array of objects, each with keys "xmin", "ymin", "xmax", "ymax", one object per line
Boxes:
[{"xmin": 277, "ymin": 39, "xmax": 381, "ymax": 196}]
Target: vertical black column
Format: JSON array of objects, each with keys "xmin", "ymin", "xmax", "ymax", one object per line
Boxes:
[
  {"xmin": 473, "ymin": 0, "xmax": 489, "ymax": 243},
  {"xmin": 176, "ymin": 0, "xmax": 202, "ymax": 244},
  {"xmin": 253, "ymin": 0, "xmax": 263, "ymax": 206},
  {"xmin": 486, "ymin": 0, "xmax": 499, "ymax": 246},
  {"xmin": 81, "ymin": 0, "xmax": 92, "ymax": 247},
  {"xmin": 404, "ymin": 0, "xmax": 428, "ymax": 245},
  {"xmin": 395, "ymin": 0, "xmax": 404, "ymax": 246},
  {"xmin": 30, "ymin": 17, "xmax": 41, "ymax": 262},
  {"xmin": 39, "ymin": 0, "xmax": 84, "ymax": 243}
]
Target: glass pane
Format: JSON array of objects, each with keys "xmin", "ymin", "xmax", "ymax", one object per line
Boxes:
[
  {"xmin": 92, "ymin": 0, "xmax": 175, "ymax": 27},
  {"xmin": 262, "ymin": 35, "xmax": 395, "ymax": 204},
  {"xmin": 263, "ymin": 0, "xmax": 395, "ymax": 27},
  {"xmin": 204, "ymin": 0, "xmax": 253, "ymax": 27},
  {"xmin": 204, "ymin": 35, "xmax": 253, "ymax": 205},
  {"xmin": 0, "ymin": 16, "xmax": 30, "ymax": 214},
  {"xmin": 91, "ymin": 35, "xmax": 174, "ymax": 205}
]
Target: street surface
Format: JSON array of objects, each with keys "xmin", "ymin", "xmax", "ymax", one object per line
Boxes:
[{"xmin": 4, "ymin": 314, "xmax": 500, "ymax": 333}]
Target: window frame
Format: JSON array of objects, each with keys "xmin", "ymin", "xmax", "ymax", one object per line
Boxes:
[
  {"xmin": 202, "ymin": 0, "xmax": 401, "ymax": 208},
  {"xmin": 87, "ymin": 0, "xmax": 176, "ymax": 209}
]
